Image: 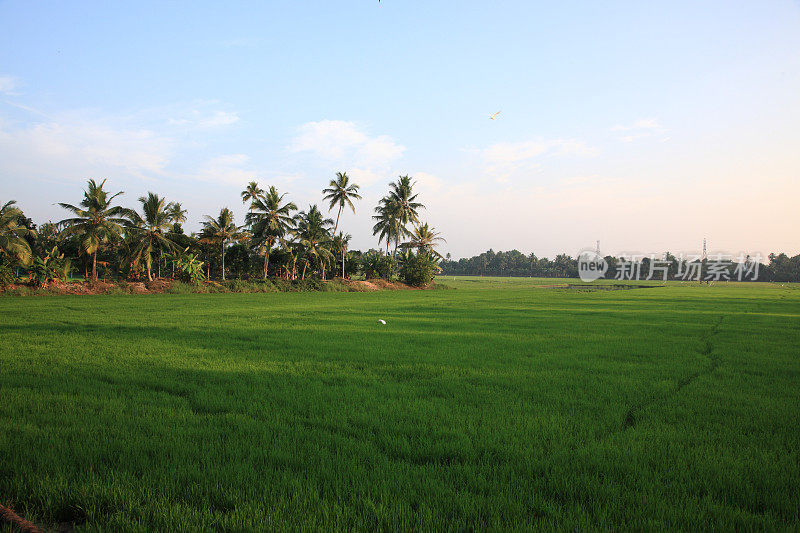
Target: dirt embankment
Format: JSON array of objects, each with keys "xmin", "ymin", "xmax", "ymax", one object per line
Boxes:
[
  {"xmin": 342, "ymin": 279, "xmax": 422, "ymax": 291},
  {"xmin": 1, "ymin": 278, "xmax": 437, "ymax": 296}
]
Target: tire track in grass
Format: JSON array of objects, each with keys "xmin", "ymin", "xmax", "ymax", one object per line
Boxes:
[{"xmin": 621, "ymin": 316, "xmax": 724, "ymax": 431}]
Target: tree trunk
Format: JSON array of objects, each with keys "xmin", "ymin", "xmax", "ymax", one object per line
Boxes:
[
  {"xmin": 92, "ymin": 250, "xmax": 97, "ymax": 282},
  {"xmin": 342, "ymin": 249, "xmax": 346, "ymax": 278},
  {"xmin": 221, "ymin": 240, "xmax": 226, "ymax": 281},
  {"xmin": 333, "ymin": 206, "xmax": 342, "ymax": 235},
  {"xmin": 302, "ymin": 260, "xmax": 308, "ymax": 280},
  {"xmin": 263, "ymin": 249, "xmax": 270, "ymax": 280}
]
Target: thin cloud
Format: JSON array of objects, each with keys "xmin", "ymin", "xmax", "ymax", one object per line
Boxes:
[
  {"xmin": 610, "ymin": 118, "xmax": 661, "ymax": 131},
  {"xmin": 611, "ymin": 118, "xmax": 667, "ymax": 142},
  {"xmin": 288, "ymin": 120, "xmax": 405, "ymax": 184},
  {"xmin": 168, "ymin": 110, "xmax": 240, "ymax": 128},
  {"xmin": 0, "ymin": 76, "xmax": 20, "ymax": 95},
  {"xmin": 478, "ymin": 139, "xmax": 597, "ymax": 183}
]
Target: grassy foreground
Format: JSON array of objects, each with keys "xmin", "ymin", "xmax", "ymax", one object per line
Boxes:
[{"xmin": 1, "ymin": 278, "xmax": 799, "ymax": 530}]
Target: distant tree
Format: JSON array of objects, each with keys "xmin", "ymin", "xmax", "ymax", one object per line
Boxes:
[
  {"xmin": 201, "ymin": 208, "xmax": 243, "ymax": 281},
  {"xmin": 386, "ymin": 175, "xmax": 423, "ymax": 230},
  {"xmin": 372, "ymin": 199, "xmax": 401, "ymax": 255},
  {"xmin": 0, "ymin": 200, "xmax": 35, "ymax": 267},
  {"xmin": 331, "ymin": 232, "xmax": 352, "ymax": 278},
  {"xmin": 401, "ymin": 222, "xmax": 445, "ymax": 258},
  {"xmin": 247, "ymin": 186, "xmax": 297, "ymax": 279},
  {"xmin": 295, "ymin": 205, "xmax": 334, "ymax": 280},
  {"xmin": 58, "ymin": 179, "xmax": 130, "ymax": 282},
  {"xmin": 241, "ymin": 181, "xmax": 264, "ymax": 229},
  {"xmin": 322, "ymin": 172, "xmax": 361, "ymax": 234},
  {"xmin": 372, "ymin": 176, "xmax": 424, "ymax": 257},
  {"xmin": 125, "ymin": 192, "xmax": 179, "ymax": 280}
]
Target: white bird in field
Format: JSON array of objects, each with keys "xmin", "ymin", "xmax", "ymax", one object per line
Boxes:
[
  {"xmin": 378, "ymin": 319, "xmax": 386, "ymax": 325},
  {"xmin": 489, "ymin": 111, "xmax": 501, "ymax": 120}
]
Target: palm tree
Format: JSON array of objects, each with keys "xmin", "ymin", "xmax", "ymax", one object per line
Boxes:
[
  {"xmin": 246, "ymin": 186, "xmax": 297, "ymax": 279},
  {"xmin": 371, "ymin": 198, "xmax": 400, "ymax": 256},
  {"xmin": 167, "ymin": 202, "xmax": 187, "ymax": 227},
  {"xmin": 322, "ymin": 172, "xmax": 361, "ymax": 234},
  {"xmin": 400, "ymin": 223, "xmax": 446, "ymax": 258},
  {"xmin": 295, "ymin": 205, "xmax": 334, "ymax": 280},
  {"xmin": 0, "ymin": 200, "xmax": 35, "ymax": 267},
  {"xmin": 125, "ymin": 192, "xmax": 179, "ymax": 280},
  {"xmin": 200, "ymin": 207, "xmax": 242, "ymax": 281},
  {"xmin": 386, "ymin": 175, "xmax": 424, "ymax": 230},
  {"xmin": 331, "ymin": 232, "xmax": 352, "ymax": 278},
  {"xmin": 58, "ymin": 179, "xmax": 131, "ymax": 281},
  {"xmin": 241, "ymin": 181, "xmax": 264, "ymax": 229}
]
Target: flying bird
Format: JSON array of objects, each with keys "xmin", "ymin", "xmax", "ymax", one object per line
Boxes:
[{"xmin": 489, "ymin": 111, "xmax": 501, "ymax": 120}]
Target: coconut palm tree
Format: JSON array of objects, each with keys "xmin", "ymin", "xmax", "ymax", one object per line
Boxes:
[
  {"xmin": 322, "ymin": 172, "xmax": 361, "ymax": 234},
  {"xmin": 58, "ymin": 179, "xmax": 131, "ymax": 281},
  {"xmin": 400, "ymin": 222, "xmax": 446, "ymax": 258},
  {"xmin": 331, "ymin": 232, "xmax": 352, "ymax": 278},
  {"xmin": 387, "ymin": 175, "xmax": 423, "ymax": 225},
  {"xmin": 295, "ymin": 205, "xmax": 334, "ymax": 280},
  {"xmin": 0, "ymin": 200, "xmax": 35, "ymax": 267},
  {"xmin": 167, "ymin": 202, "xmax": 187, "ymax": 227},
  {"xmin": 246, "ymin": 186, "xmax": 297, "ymax": 279},
  {"xmin": 125, "ymin": 192, "xmax": 179, "ymax": 280},
  {"xmin": 241, "ymin": 181, "xmax": 264, "ymax": 229},
  {"xmin": 371, "ymin": 198, "xmax": 400, "ymax": 256},
  {"xmin": 200, "ymin": 207, "xmax": 242, "ymax": 281},
  {"xmin": 374, "ymin": 193, "xmax": 414, "ymax": 257}
]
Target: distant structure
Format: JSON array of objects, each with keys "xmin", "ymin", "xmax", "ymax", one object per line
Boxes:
[{"xmin": 702, "ymin": 238, "xmax": 707, "ymax": 262}]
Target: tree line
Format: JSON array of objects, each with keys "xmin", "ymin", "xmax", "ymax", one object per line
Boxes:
[
  {"xmin": 0, "ymin": 173, "xmax": 445, "ymax": 287},
  {"xmin": 440, "ymin": 249, "xmax": 800, "ymax": 282}
]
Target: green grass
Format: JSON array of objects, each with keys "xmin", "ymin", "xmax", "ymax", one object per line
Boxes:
[{"xmin": 1, "ymin": 278, "xmax": 799, "ymax": 530}]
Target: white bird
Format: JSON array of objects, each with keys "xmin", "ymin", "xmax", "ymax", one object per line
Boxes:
[
  {"xmin": 489, "ymin": 111, "xmax": 501, "ymax": 120},
  {"xmin": 378, "ymin": 319, "xmax": 386, "ymax": 325}
]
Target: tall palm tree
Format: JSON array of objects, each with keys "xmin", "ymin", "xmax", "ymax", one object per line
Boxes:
[
  {"xmin": 331, "ymin": 232, "xmax": 352, "ymax": 279},
  {"xmin": 125, "ymin": 192, "xmax": 179, "ymax": 280},
  {"xmin": 167, "ymin": 202, "xmax": 188, "ymax": 227},
  {"xmin": 246, "ymin": 186, "xmax": 297, "ymax": 279},
  {"xmin": 400, "ymin": 222, "xmax": 446, "ymax": 258},
  {"xmin": 322, "ymin": 172, "xmax": 361, "ymax": 234},
  {"xmin": 241, "ymin": 181, "xmax": 264, "ymax": 229},
  {"xmin": 371, "ymin": 198, "xmax": 400, "ymax": 256},
  {"xmin": 295, "ymin": 205, "xmax": 334, "ymax": 280},
  {"xmin": 58, "ymin": 179, "xmax": 131, "ymax": 281},
  {"xmin": 386, "ymin": 175, "xmax": 424, "ymax": 230},
  {"xmin": 0, "ymin": 200, "xmax": 35, "ymax": 267},
  {"xmin": 200, "ymin": 207, "xmax": 242, "ymax": 281}
]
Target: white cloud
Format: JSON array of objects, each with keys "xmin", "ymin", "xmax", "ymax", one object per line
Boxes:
[
  {"xmin": 168, "ymin": 109, "xmax": 239, "ymax": 128},
  {"xmin": 478, "ymin": 139, "xmax": 596, "ymax": 182},
  {"xmin": 0, "ymin": 110, "xmax": 172, "ymax": 181},
  {"xmin": 0, "ymin": 76, "xmax": 19, "ymax": 95},
  {"xmin": 611, "ymin": 118, "xmax": 661, "ymax": 131},
  {"xmin": 288, "ymin": 120, "xmax": 405, "ymax": 184},
  {"xmin": 610, "ymin": 118, "xmax": 666, "ymax": 142},
  {"xmin": 193, "ymin": 153, "xmax": 257, "ymax": 185},
  {"xmin": 413, "ymin": 171, "xmax": 443, "ymax": 193}
]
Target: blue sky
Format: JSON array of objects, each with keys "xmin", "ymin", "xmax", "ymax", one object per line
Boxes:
[{"xmin": 1, "ymin": 0, "xmax": 799, "ymax": 258}]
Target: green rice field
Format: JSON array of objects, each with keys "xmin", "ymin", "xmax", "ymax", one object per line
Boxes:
[{"xmin": 1, "ymin": 278, "xmax": 799, "ymax": 530}]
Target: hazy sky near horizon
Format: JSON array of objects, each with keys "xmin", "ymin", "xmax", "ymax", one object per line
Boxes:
[{"xmin": 1, "ymin": 1, "xmax": 799, "ymax": 259}]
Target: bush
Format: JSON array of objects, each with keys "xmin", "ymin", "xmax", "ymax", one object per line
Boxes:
[
  {"xmin": 361, "ymin": 251, "xmax": 397, "ymax": 280},
  {"xmin": 399, "ymin": 252, "xmax": 439, "ymax": 287},
  {"xmin": 0, "ymin": 264, "xmax": 14, "ymax": 287}
]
